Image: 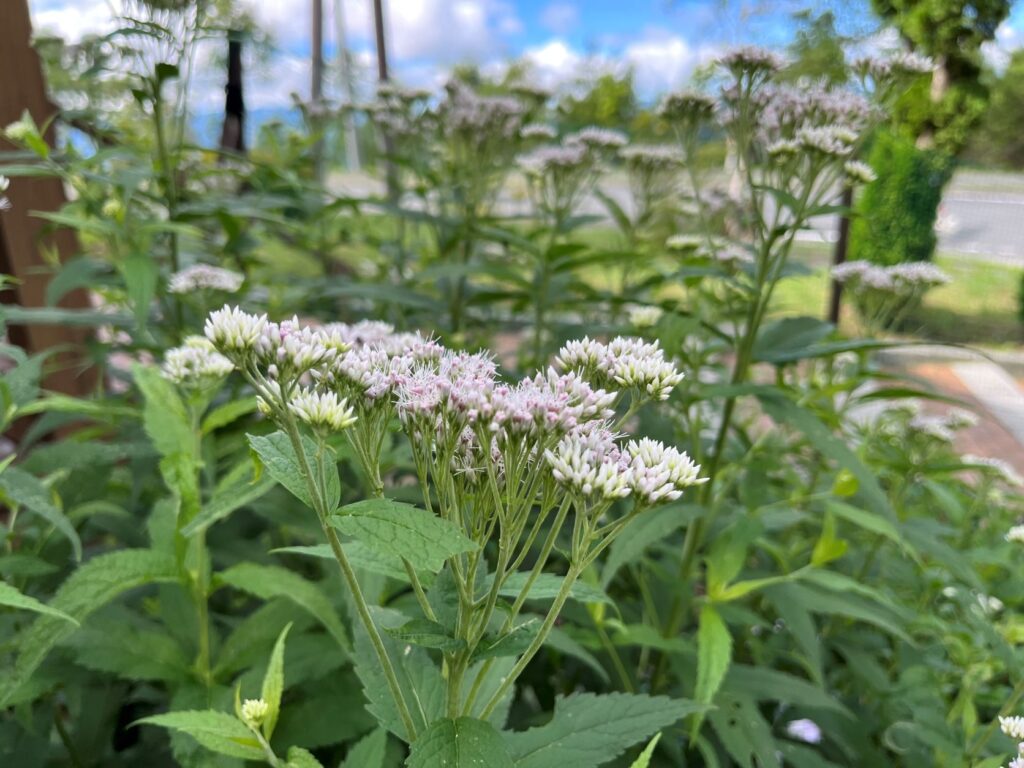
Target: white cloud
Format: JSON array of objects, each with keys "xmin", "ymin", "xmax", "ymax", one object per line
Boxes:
[
  {"xmin": 540, "ymin": 2, "xmax": 578, "ymax": 35},
  {"xmin": 242, "ymin": 0, "xmax": 521, "ymax": 65},
  {"xmin": 29, "ymin": 0, "xmax": 121, "ymax": 39},
  {"xmin": 982, "ymin": 19, "xmax": 1023, "ymax": 70},
  {"xmin": 624, "ymin": 33, "xmax": 718, "ymax": 95}
]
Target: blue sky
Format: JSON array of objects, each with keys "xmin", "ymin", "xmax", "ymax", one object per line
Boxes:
[{"xmin": 27, "ymin": 0, "xmax": 1024, "ymax": 112}]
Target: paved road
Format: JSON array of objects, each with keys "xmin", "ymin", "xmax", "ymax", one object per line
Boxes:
[{"xmin": 798, "ymin": 191, "xmax": 1024, "ymax": 267}]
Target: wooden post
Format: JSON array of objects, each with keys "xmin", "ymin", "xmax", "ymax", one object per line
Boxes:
[
  {"xmin": 0, "ymin": 0, "xmax": 94, "ymax": 397},
  {"xmin": 218, "ymin": 34, "xmax": 245, "ymax": 154},
  {"xmin": 827, "ymin": 185, "xmax": 854, "ymax": 325}
]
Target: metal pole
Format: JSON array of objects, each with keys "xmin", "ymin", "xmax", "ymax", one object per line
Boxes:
[
  {"xmin": 333, "ymin": 0, "xmax": 360, "ymax": 171},
  {"xmin": 311, "ymin": 0, "xmax": 325, "ymax": 179},
  {"xmin": 372, "ymin": 0, "xmax": 389, "ymax": 81},
  {"xmin": 371, "ymin": 0, "xmax": 398, "ymax": 199}
]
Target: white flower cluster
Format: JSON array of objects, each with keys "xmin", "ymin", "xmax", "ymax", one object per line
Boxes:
[
  {"xmin": 618, "ymin": 144, "xmax": 685, "ymax": 167},
  {"xmin": 520, "ymin": 123, "xmax": 557, "ymax": 141},
  {"xmin": 202, "ymin": 306, "xmax": 701, "ymax": 509},
  {"xmin": 288, "ymin": 387, "xmax": 356, "ymax": 432},
  {"xmin": 853, "ymin": 52, "xmax": 933, "ymax": 84},
  {"xmin": 964, "ymin": 454, "xmax": 1024, "ymax": 488},
  {"xmin": 565, "ymin": 127, "xmax": 628, "ymax": 151},
  {"xmin": 907, "ymin": 408, "xmax": 977, "ymax": 442},
  {"xmin": 168, "ymin": 264, "xmax": 244, "ymax": 294},
  {"xmin": 162, "ymin": 336, "xmax": 234, "ymax": 386},
  {"xmin": 844, "ymin": 160, "xmax": 877, "ymax": 185},
  {"xmin": 1000, "ymin": 715, "xmax": 1024, "ymax": 768},
  {"xmin": 442, "ymin": 80, "xmax": 525, "ymax": 140},
  {"xmin": 832, "ymin": 260, "xmax": 950, "ymax": 294},
  {"xmin": 795, "ymin": 125, "xmax": 857, "ymax": 158},
  {"xmin": 556, "ymin": 336, "xmax": 684, "ymax": 401},
  {"xmin": 545, "ymin": 426, "xmax": 704, "ymax": 503},
  {"xmin": 241, "ymin": 698, "xmax": 269, "ymax": 726},
  {"xmin": 1006, "ymin": 525, "xmax": 1024, "ymax": 544},
  {"xmin": 519, "ymin": 144, "xmax": 589, "ymax": 175},
  {"xmin": 204, "ymin": 305, "xmax": 268, "ymax": 353},
  {"xmin": 628, "ymin": 305, "xmax": 663, "ymax": 328},
  {"xmin": 719, "ymin": 46, "xmax": 785, "ymax": 76},
  {"xmin": 0, "ymin": 176, "xmax": 10, "ymax": 212}
]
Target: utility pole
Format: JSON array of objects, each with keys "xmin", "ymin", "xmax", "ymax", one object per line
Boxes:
[
  {"xmin": 333, "ymin": 0, "xmax": 360, "ymax": 171},
  {"xmin": 311, "ymin": 0, "xmax": 325, "ymax": 179},
  {"xmin": 371, "ymin": 0, "xmax": 398, "ymax": 200},
  {"xmin": 827, "ymin": 185, "xmax": 854, "ymax": 325},
  {"xmin": 218, "ymin": 32, "xmax": 245, "ymax": 154},
  {"xmin": 372, "ymin": 0, "xmax": 389, "ymax": 81}
]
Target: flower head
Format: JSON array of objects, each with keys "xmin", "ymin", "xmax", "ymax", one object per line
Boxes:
[
  {"xmin": 241, "ymin": 698, "xmax": 269, "ymax": 726},
  {"xmin": 0, "ymin": 175, "xmax": 10, "ymax": 212},
  {"xmin": 628, "ymin": 305, "xmax": 663, "ymax": 328},
  {"xmin": 204, "ymin": 305, "xmax": 268, "ymax": 357},
  {"xmin": 288, "ymin": 387, "xmax": 357, "ymax": 432},
  {"xmin": 565, "ymin": 126, "xmax": 628, "ymax": 151},
  {"xmin": 169, "ymin": 264, "xmax": 244, "ymax": 294},
  {"xmin": 844, "ymin": 160, "xmax": 876, "ymax": 185},
  {"xmin": 162, "ymin": 337, "xmax": 234, "ymax": 386},
  {"xmin": 626, "ymin": 438, "xmax": 704, "ymax": 503},
  {"xmin": 545, "ymin": 425, "xmax": 633, "ymax": 501}
]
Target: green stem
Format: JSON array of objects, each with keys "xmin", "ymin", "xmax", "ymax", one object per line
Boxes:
[
  {"xmin": 969, "ymin": 675, "xmax": 1024, "ymax": 761},
  {"xmin": 281, "ymin": 419, "xmax": 418, "ymax": 741},
  {"xmin": 479, "ymin": 565, "xmax": 581, "ymax": 719}
]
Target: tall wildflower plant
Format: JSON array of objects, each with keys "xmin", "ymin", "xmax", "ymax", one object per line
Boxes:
[{"xmin": 141, "ymin": 304, "xmax": 706, "ymax": 762}]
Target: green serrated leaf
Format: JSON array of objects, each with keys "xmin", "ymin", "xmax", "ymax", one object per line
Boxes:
[
  {"xmin": 181, "ymin": 470, "xmax": 275, "ymax": 537},
  {"xmin": 136, "ymin": 710, "xmax": 263, "ymax": 761},
  {"xmin": 471, "ymin": 619, "xmax": 539, "ymax": 662},
  {"xmin": 496, "ymin": 572, "xmax": 611, "ymax": 605},
  {"xmin": 218, "ymin": 563, "xmax": 349, "ymax": 651},
  {"xmin": 286, "ymin": 745, "xmax": 324, "ymax": 768},
  {"xmin": 0, "ymin": 549, "xmax": 178, "ymax": 706},
  {"xmin": 385, "ymin": 619, "xmax": 465, "ymax": 652},
  {"xmin": 407, "ymin": 717, "xmax": 513, "ymax": 768},
  {"xmin": 629, "ymin": 732, "xmax": 662, "ymax": 768},
  {"xmin": 506, "ymin": 692, "xmax": 703, "ymax": 768},
  {"xmin": 134, "ymin": 365, "xmax": 194, "ymax": 460},
  {"xmin": 332, "ymin": 499, "xmax": 477, "ymax": 574},
  {"xmin": 201, "ymin": 397, "xmax": 258, "ymax": 434},
  {"xmin": 692, "ymin": 605, "xmax": 732, "ymax": 738},
  {"xmin": 261, "ymin": 622, "xmax": 291, "ymax": 740},
  {"xmin": 340, "ymin": 728, "xmax": 387, "ymax": 768},
  {"xmin": 0, "ymin": 466, "xmax": 81, "ymax": 561},
  {"xmin": 247, "ymin": 430, "xmax": 340, "ymax": 511},
  {"xmin": 811, "ymin": 510, "xmax": 848, "ymax": 567},
  {"xmin": 351, "ymin": 606, "xmax": 444, "ymax": 741},
  {"xmin": 0, "ymin": 580, "xmax": 77, "ymax": 623}
]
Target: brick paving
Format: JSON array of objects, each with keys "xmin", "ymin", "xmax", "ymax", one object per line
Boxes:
[{"xmin": 906, "ymin": 362, "xmax": 1024, "ymax": 474}]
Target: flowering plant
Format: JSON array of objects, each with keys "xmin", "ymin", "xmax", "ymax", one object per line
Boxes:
[{"xmin": 135, "ymin": 305, "xmax": 706, "ymax": 762}]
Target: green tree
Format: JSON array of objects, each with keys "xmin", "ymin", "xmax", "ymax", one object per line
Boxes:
[
  {"xmin": 871, "ymin": 0, "xmax": 1011, "ymax": 154},
  {"xmin": 781, "ymin": 10, "xmax": 849, "ymax": 85},
  {"xmin": 966, "ymin": 50, "xmax": 1024, "ymax": 168},
  {"xmin": 556, "ymin": 72, "xmax": 638, "ymax": 132}
]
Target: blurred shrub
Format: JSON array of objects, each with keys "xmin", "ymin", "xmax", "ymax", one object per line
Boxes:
[{"xmin": 850, "ymin": 128, "xmax": 954, "ymax": 266}]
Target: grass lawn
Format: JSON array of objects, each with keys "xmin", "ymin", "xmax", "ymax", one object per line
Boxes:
[{"xmin": 772, "ymin": 243, "xmax": 1023, "ymax": 348}]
